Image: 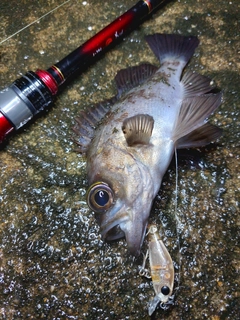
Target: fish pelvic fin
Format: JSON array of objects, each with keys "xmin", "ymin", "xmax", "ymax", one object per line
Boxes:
[
  {"xmin": 73, "ymin": 98, "xmax": 115, "ymax": 154},
  {"xmin": 173, "ymin": 93, "xmax": 222, "ymax": 148},
  {"xmin": 115, "ymin": 63, "xmax": 158, "ymax": 98},
  {"xmin": 122, "ymin": 114, "xmax": 154, "ymax": 146},
  {"xmin": 145, "ymin": 33, "xmax": 199, "ymax": 67}
]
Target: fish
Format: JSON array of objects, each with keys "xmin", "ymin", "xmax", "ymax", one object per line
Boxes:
[{"xmin": 73, "ymin": 33, "xmax": 222, "ymax": 256}]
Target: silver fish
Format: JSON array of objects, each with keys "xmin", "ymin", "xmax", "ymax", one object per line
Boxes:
[{"xmin": 73, "ymin": 34, "xmax": 222, "ymax": 256}]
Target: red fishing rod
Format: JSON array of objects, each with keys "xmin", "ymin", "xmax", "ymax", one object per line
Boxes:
[{"xmin": 0, "ymin": 0, "xmax": 166, "ymax": 143}]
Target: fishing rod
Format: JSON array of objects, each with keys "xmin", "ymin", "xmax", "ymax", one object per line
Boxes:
[{"xmin": 0, "ymin": 0, "xmax": 166, "ymax": 144}]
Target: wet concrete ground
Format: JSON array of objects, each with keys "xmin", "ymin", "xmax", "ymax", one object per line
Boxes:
[{"xmin": 0, "ymin": 0, "xmax": 239, "ymax": 319}]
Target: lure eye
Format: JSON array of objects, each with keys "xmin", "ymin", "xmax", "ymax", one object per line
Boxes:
[
  {"xmin": 161, "ymin": 286, "xmax": 170, "ymax": 296},
  {"xmin": 87, "ymin": 182, "xmax": 114, "ymax": 213}
]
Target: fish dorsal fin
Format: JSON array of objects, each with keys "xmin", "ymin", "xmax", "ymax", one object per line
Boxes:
[
  {"xmin": 73, "ymin": 98, "xmax": 115, "ymax": 154},
  {"xmin": 173, "ymin": 93, "xmax": 222, "ymax": 147},
  {"xmin": 115, "ymin": 63, "xmax": 158, "ymax": 97},
  {"xmin": 182, "ymin": 71, "xmax": 214, "ymax": 98},
  {"xmin": 122, "ymin": 114, "xmax": 154, "ymax": 146}
]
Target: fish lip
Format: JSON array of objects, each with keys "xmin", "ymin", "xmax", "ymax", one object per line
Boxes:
[
  {"xmin": 122, "ymin": 220, "xmax": 147, "ymax": 256},
  {"xmin": 101, "ymin": 221, "xmax": 146, "ymax": 256},
  {"xmin": 99, "ymin": 206, "xmax": 128, "ymax": 241},
  {"xmin": 98, "ymin": 203, "xmax": 148, "ymax": 256},
  {"xmin": 97, "ymin": 199, "xmax": 127, "ymax": 237}
]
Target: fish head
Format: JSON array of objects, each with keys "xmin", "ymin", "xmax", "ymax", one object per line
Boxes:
[{"xmin": 86, "ymin": 145, "xmax": 155, "ymax": 256}]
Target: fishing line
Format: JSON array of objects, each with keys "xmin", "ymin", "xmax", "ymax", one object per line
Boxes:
[
  {"xmin": 0, "ymin": 0, "xmax": 72, "ymax": 45},
  {"xmin": 174, "ymin": 146, "xmax": 182, "ymax": 292}
]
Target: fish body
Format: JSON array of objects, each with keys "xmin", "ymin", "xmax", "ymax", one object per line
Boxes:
[{"xmin": 74, "ymin": 34, "xmax": 222, "ymax": 256}]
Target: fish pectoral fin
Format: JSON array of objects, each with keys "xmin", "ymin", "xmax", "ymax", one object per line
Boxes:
[
  {"xmin": 173, "ymin": 93, "xmax": 222, "ymax": 147},
  {"xmin": 73, "ymin": 98, "xmax": 115, "ymax": 154},
  {"xmin": 122, "ymin": 114, "xmax": 154, "ymax": 146},
  {"xmin": 182, "ymin": 71, "xmax": 215, "ymax": 97},
  {"xmin": 115, "ymin": 63, "xmax": 158, "ymax": 98},
  {"xmin": 176, "ymin": 123, "xmax": 222, "ymax": 148}
]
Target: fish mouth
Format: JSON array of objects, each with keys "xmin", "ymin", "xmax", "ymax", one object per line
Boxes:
[
  {"xmin": 104, "ymin": 225, "xmax": 125, "ymax": 241},
  {"xmin": 102, "ymin": 222, "xmax": 147, "ymax": 257},
  {"xmin": 98, "ymin": 203, "xmax": 148, "ymax": 256}
]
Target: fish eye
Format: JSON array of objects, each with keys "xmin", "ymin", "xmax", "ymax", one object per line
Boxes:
[
  {"xmin": 161, "ymin": 286, "xmax": 170, "ymax": 296},
  {"xmin": 87, "ymin": 182, "xmax": 114, "ymax": 213}
]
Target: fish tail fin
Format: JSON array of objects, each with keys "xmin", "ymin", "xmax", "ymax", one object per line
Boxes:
[{"xmin": 145, "ymin": 34, "xmax": 199, "ymax": 67}]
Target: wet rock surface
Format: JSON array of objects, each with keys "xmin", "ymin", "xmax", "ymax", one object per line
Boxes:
[{"xmin": 0, "ymin": 0, "xmax": 239, "ymax": 319}]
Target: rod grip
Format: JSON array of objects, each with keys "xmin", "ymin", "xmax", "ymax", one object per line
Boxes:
[{"xmin": 0, "ymin": 72, "xmax": 53, "ymax": 130}]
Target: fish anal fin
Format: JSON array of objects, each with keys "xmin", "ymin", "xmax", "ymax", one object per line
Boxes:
[
  {"xmin": 115, "ymin": 63, "xmax": 158, "ymax": 97},
  {"xmin": 182, "ymin": 70, "xmax": 215, "ymax": 98},
  {"xmin": 73, "ymin": 99, "xmax": 114, "ymax": 154},
  {"xmin": 176, "ymin": 123, "xmax": 222, "ymax": 149},
  {"xmin": 172, "ymin": 93, "xmax": 222, "ymax": 145},
  {"xmin": 122, "ymin": 114, "xmax": 154, "ymax": 146}
]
